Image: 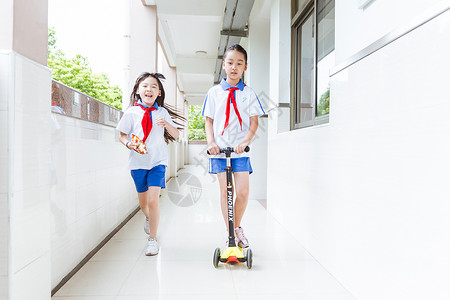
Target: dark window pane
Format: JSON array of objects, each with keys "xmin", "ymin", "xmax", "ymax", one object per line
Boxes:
[{"xmin": 297, "ymin": 12, "xmax": 315, "ymax": 124}]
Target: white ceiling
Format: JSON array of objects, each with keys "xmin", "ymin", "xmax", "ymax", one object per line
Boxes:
[{"xmin": 154, "ymin": 0, "xmax": 228, "ymax": 106}]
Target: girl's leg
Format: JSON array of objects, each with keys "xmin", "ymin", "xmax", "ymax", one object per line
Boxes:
[
  {"xmin": 147, "ymin": 186, "xmax": 161, "ymax": 239},
  {"xmin": 137, "ymin": 186, "xmax": 161, "ymax": 239},
  {"xmin": 233, "ymin": 171, "xmax": 249, "ymax": 228},
  {"xmin": 137, "ymin": 191, "xmax": 150, "ymax": 219}
]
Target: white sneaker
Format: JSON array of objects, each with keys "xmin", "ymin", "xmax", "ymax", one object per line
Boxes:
[
  {"xmin": 144, "ymin": 217, "xmax": 150, "ymax": 235},
  {"xmin": 235, "ymin": 227, "xmax": 249, "ymax": 248},
  {"xmin": 145, "ymin": 237, "xmax": 159, "ymax": 256}
]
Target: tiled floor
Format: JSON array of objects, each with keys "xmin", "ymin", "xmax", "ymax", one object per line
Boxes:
[{"xmin": 52, "ymin": 165, "xmax": 355, "ymax": 300}]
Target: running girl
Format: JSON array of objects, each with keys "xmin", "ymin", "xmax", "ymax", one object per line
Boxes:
[{"xmin": 117, "ymin": 72, "xmax": 184, "ymax": 255}]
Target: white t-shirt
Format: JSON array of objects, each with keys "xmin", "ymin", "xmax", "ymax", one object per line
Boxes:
[
  {"xmin": 116, "ymin": 102, "xmax": 177, "ymax": 170},
  {"xmin": 202, "ymin": 79, "xmax": 265, "ymax": 158}
]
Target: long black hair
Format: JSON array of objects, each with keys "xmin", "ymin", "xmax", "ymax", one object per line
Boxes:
[{"xmin": 129, "ymin": 72, "xmax": 186, "ymax": 143}]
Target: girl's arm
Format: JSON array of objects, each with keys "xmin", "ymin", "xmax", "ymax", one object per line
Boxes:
[
  {"xmin": 155, "ymin": 118, "xmax": 180, "ymax": 139},
  {"xmin": 119, "ymin": 131, "xmax": 138, "ymax": 151},
  {"xmin": 205, "ymin": 117, "xmax": 220, "ymax": 155},
  {"xmin": 235, "ymin": 116, "xmax": 258, "ymax": 154}
]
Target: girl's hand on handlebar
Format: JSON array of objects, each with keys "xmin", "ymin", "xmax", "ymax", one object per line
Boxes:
[
  {"xmin": 234, "ymin": 142, "xmax": 249, "ymax": 154},
  {"xmin": 207, "ymin": 142, "xmax": 220, "ymax": 155}
]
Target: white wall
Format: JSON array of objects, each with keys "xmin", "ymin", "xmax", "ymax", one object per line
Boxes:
[
  {"xmin": 1, "ymin": 0, "xmax": 51, "ymax": 297},
  {"xmin": 0, "ymin": 51, "xmax": 52, "ymax": 300},
  {"xmin": 187, "ymin": 143, "xmax": 209, "ymax": 168},
  {"xmin": 335, "ymin": 0, "xmax": 446, "ymax": 65},
  {"xmin": 0, "ymin": 51, "xmax": 9, "ymax": 300},
  {"xmin": 49, "ymin": 114, "xmax": 137, "ymax": 289},
  {"xmin": 267, "ymin": 3, "xmax": 450, "ymax": 299}
]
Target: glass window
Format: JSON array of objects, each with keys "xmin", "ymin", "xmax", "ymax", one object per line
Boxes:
[
  {"xmin": 291, "ymin": 0, "xmax": 335, "ymax": 128},
  {"xmin": 297, "ymin": 12, "xmax": 314, "ymax": 125}
]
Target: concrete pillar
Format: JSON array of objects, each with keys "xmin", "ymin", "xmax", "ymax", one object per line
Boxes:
[
  {"xmin": 122, "ymin": 0, "xmax": 131, "ymax": 109},
  {"xmin": 158, "ymin": 42, "xmax": 178, "ymax": 178},
  {"xmin": 184, "ymin": 100, "xmax": 189, "ymax": 140},
  {"xmin": 123, "ymin": 1, "xmax": 158, "ymax": 109},
  {"xmin": 0, "ymin": 0, "xmax": 52, "ymax": 299},
  {"xmin": 0, "ymin": 0, "xmax": 48, "ymax": 65},
  {"xmin": 269, "ymin": 0, "xmax": 291, "ymax": 134},
  {"xmin": 184, "ymin": 100, "xmax": 189, "ymax": 165},
  {"xmin": 247, "ymin": 0, "xmax": 271, "ymax": 201},
  {"xmin": 176, "ymin": 87, "xmax": 185, "ymax": 169}
]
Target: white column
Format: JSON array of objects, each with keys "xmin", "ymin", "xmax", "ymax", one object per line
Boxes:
[
  {"xmin": 176, "ymin": 88, "xmax": 185, "ymax": 169},
  {"xmin": 159, "ymin": 42, "xmax": 178, "ymax": 178},
  {"xmin": 122, "ymin": 0, "xmax": 131, "ymax": 110},
  {"xmin": 246, "ymin": 2, "xmax": 271, "ymax": 201},
  {"xmin": 184, "ymin": 100, "xmax": 189, "ymax": 140},
  {"xmin": 0, "ymin": 0, "xmax": 52, "ymax": 299},
  {"xmin": 184, "ymin": 100, "xmax": 189, "ymax": 165},
  {"xmin": 269, "ymin": 0, "xmax": 291, "ymax": 134},
  {"xmin": 125, "ymin": 2, "xmax": 158, "ymax": 109}
]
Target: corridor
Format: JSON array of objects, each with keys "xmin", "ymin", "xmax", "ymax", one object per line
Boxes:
[{"xmin": 52, "ymin": 165, "xmax": 355, "ymax": 300}]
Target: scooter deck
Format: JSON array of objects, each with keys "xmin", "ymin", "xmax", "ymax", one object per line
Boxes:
[{"xmin": 220, "ymin": 246, "xmax": 246, "ymax": 263}]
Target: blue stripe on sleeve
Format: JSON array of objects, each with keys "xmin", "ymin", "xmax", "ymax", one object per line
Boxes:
[
  {"xmin": 201, "ymin": 94, "xmax": 208, "ymax": 116},
  {"xmin": 255, "ymin": 92, "xmax": 265, "ymax": 114}
]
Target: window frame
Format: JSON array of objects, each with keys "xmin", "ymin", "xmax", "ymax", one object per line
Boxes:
[{"xmin": 291, "ymin": 0, "xmax": 332, "ymax": 130}]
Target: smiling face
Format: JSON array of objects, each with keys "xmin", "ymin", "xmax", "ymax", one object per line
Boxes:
[
  {"xmin": 137, "ymin": 76, "xmax": 161, "ymax": 107},
  {"xmin": 222, "ymin": 50, "xmax": 247, "ymax": 86}
]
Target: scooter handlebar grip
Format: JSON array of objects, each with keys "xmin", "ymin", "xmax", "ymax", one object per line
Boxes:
[
  {"xmin": 206, "ymin": 149, "xmax": 224, "ymax": 155},
  {"xmin": 207, "ymin": 146, "xmax": 250, "ymax": 155}
]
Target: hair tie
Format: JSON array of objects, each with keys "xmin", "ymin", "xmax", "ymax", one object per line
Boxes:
[{"xmin": 154, "ymin": 73, "xmax": 166, "ymax": 80}]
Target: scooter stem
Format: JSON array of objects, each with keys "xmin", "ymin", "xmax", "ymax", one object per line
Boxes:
[
  {"xmin": 224, "ymin": 148, "xmax": 236, "ymax": 247},
  {"xmin": 206, "ymin": 146, "xmax": 250, "ymax": 247}
]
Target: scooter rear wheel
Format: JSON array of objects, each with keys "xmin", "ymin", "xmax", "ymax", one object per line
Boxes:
[
  {"xmin": 246, "ymin": 248, "xmax": 253, "ymax": 269},
  {"xmin": 213, "ymin": 247, "xmax": 221, "ymax": 268}
]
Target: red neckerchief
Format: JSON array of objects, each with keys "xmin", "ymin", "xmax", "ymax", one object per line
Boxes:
[
  {"xmin": 135, "ymin": 102, "xmax": 156, "ymax": 143},
  {"xmin": 222, "ymin": 87, "xmax": 242, "ymax": 135}
]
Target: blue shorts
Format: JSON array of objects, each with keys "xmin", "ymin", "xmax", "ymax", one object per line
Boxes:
[
  {"xmin": 209, "ymin": 157, "xmax": 253, "ymax": 174},
  {"xmin": 131, "ymin": 165, "xmax": 166, "ymax": 193}
]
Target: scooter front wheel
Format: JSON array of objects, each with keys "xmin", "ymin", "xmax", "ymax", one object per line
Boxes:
[
  {"xmin": 246, "ymin": 248, "xmax": 253, "ymax": 269},
  {"xmin": 213, "ymin": 247, "xmax": 221, "ymax": 268}
]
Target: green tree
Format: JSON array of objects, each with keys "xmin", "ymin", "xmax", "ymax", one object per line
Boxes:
[
  {"xmin": 188, "ymin": 105, "xmax": 206, "ymax": 140},
  {"xmin": 317, "ymin": 87, "xmax": 330, "ymax": 116},
  {"xmin": 48, "ymin": 27, "xmax": 57, "ymax": 54},
  {"xmin": 48, "ymin": 28, "xmax": 123, "ymax": 109}
]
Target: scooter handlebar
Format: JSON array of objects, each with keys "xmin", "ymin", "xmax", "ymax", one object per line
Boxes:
[{"xmin": 207, "ymin": 146, "xmax": 250, "ymax": 155}]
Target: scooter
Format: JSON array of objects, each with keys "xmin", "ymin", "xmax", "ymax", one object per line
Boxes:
[{"xmin": 207, "ymin": 146, "xmax": 253, "ymax": 269}]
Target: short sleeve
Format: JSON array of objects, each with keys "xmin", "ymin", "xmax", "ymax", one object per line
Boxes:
[
  {"xmin": 116, "ymin": 110, "xmax": 133, "ymax": 134},
  {"xmin": 163, "ymin": 108, "xmax": 177, "ymax": 127},
  {"xmin": 202, "ymin": 89, "xmax": 215, "ymax": 119},
  {"xmin": 250, "ymin": 91, "xmax": 265, "ymax": 117}
]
